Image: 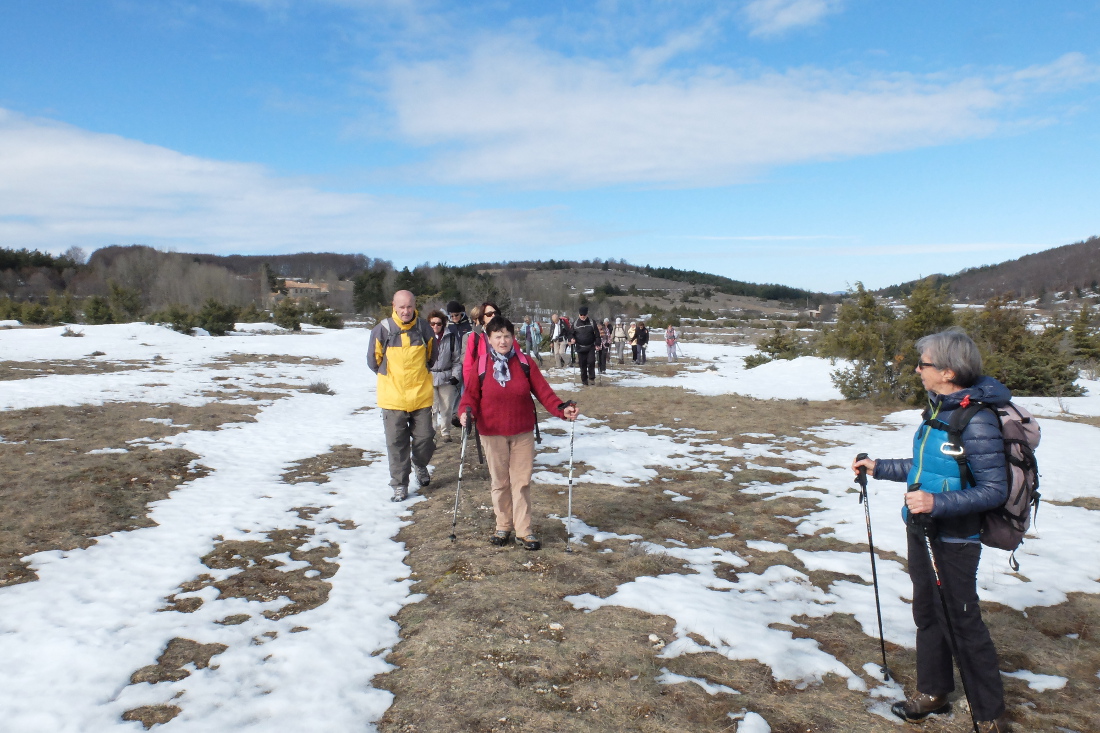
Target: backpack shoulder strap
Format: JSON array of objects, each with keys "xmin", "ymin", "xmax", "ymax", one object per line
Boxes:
[{"xmin": 945, "ymin": 401, "xmax": 997, "ymax": 487}]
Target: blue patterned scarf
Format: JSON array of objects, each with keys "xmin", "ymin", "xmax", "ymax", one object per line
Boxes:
[{"xmin": 490, "ymin": 347, "xmax": 515, "ymax": 387}]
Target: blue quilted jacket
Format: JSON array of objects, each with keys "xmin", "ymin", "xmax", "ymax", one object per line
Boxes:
[{"xmin": 874, "ymin": 376, "xmax": 1010, "ymax": 539}]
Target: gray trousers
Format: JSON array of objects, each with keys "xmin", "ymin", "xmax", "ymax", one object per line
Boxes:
[
  {"xmin": 433, "ymin": 383, "xmax": 458, "ymax": 438},
  {"xmin": 382, "ymin": 407, "xmax": 435, "ymax": 489}
]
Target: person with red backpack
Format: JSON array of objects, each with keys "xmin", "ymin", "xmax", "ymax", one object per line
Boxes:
[
  {"xmin": 852, "ymin": 329, "xmax": 1012, "ymax": 733},
  {"xmin": 458, "ymin": 316, "xmax": 579, "ymax": 551}
]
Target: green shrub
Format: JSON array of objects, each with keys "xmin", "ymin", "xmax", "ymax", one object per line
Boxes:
[
  {"xmin": 46, "ymin": 293, "xmax": 77, "ymax": 324},
  {"xmin": 150, "ymin": 304, "xmax": 196, "ymax": 334},
  {"xmin": 0, "ymin": 297, "xmax": 19, "ymax": 320},
  {"xmin": 83, "ymin": 296, "xmax": 114, "ymax": 325},
  {"xmin": 236, "ymin": 302, "xmax": 269, "ymax": 323},
  {"xmin": 108, "ymin": 282, "xmax": 143, "ymax": 321},
  {"xmin": 310, "ymin": 307, "xmax": 344, "ymax": 329},
  {"xmin": 273, "ymin": 298, "xmax": 301, "ymax": 331},
  {"xmin": 196, "ymin": 299, "xmax": 237, "ymax": 336},
  {"xmin": 20, "ymin": 302, "xmax": 48, "ymax": 325}
]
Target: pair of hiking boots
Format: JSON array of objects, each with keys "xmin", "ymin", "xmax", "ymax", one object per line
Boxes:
[
  {"xmin": 391, "ymin": 465, "xmax": 431, "ymax": 502},
  {"xmin": 490, "ymin": 530, "xmax": 540, "ymax": 551},
  {"xmin": 892, "ymin": 693, "xmax": 1011, "ymax": 731}
]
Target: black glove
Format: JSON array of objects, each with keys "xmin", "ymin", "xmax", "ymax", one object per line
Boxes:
[{"xmin": 449, "ymin": 376, "xmax": 459, "ymax": 385}]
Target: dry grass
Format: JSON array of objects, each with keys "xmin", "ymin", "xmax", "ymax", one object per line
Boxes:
[
  {"xmin": 0, "ymin": 402, "xmax": 259, "ymax": 586},
  {"xmin": 375, "ymin": 386, "xmax": 1100, "ymax": 732},
  {"xmin": 202, "ymin": 353, "xmax": 341, "ymax": 369},
  {"xmin": 0, "ymin": 358, "xmax": 149, "ymax": 380},
  {"xmin": 281, "ymin": 444, "xmax": 377, "ymax": 484}
]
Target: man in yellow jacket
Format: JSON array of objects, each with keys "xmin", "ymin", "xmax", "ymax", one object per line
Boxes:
[{"xmin": 368, "ymin": 290, "xmax": 436, "ymax": 501}]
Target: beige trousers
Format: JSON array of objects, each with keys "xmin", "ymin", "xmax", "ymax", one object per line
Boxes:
[{"xmin": 481, "ymin": 431, "xmax": 536, "ymax": 537}]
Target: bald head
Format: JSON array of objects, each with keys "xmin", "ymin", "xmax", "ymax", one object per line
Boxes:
[{"xmin": 392, "ymin": 290, "xmax": 416, "ymax": 324}]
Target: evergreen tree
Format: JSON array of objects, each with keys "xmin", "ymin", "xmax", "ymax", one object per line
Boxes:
[
  {"xmin": 108, "ymin": 282, "xmax": 143, "ymax": 321},
  {"xmin": 196, "ymin": 299, "xmax": 237, "ymax": 336},
  {"xmin": 822, "ymin": 283, "xmax": 904, "ymax": 400},
  {"xmin": 896, "ymin": 279, "xmax": 956, "ymax": 402},
  {"xmin": 84, "ymin": 295, "xmax": 114, "ymax": 325},
  {"xmin": 1071, "ymin": 303, "xmax": 1100, "ymax": 361},
  {"xmin": 273, "ymin": 298, "xmax": 302, "ymax": 331},
  {"xmin": 961, "ymin": 296, "xmax": 1082, "ymax": 396},
  {"xmin": 353, "ymin": 270, "xmax": 386, "ymax": 313}
]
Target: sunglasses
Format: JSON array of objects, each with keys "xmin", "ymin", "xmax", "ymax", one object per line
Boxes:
[
  {"xmin": 430, "ymin": 321, "xmax": 444, "ymax": 327},
  {"xmin": 916, "ymin": 361, "xmax": 938, "ymax": 370},
  {"xmin": 483, "ymin": 311, "xmax": 497, "ymax": 319}
]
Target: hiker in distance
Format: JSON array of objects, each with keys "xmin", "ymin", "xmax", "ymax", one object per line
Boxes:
[
  {"xmin": 665, "ymin": 323, "xmax": 678, "ymax": 362},
  {"xmin": 521, "ymin": 315, "xmax": 543, "ymax": 366},
  {"xmin": 570, "ymin": 306, "xmax": 599, "ymax": 386},
  {"xmin": 633, "ymin": 320, "xmax": 650, "ymax": 365},
  {"xmin": 852, "ymin": 329, "xmax": 1012, "ymax": 733},
  {"xmin": 367, "ymin": 290, "xmax": 436, "ymax": 502},
  {"xmin": 549, "ymin": 313, "xmax": 571, "ymax": 369},
  {"xmin": 427, "ymin": 310, "xmax": 461, "ymax": 443},
  {"xmin": 597, "ymin": 318, "xmax": 612, "ymax": 374},
  {"xmin": 458, "ymin": 316, "xmax": 579, "ymax": 551},
  {"xmin": 611, "ymin": 317, "xmax": 629, "ymax": 364}
]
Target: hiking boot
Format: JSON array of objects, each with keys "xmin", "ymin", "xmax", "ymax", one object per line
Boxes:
[
  {"xmin": 976, "ymin": 717, "xmax": 1012, "ymax": 732},
  {"xmin": 489, "ymin": 530, "xmax": 512, "ymax": 547},
  {"xmin": 891, "ymin": 693, "xmax": 950, "ymax": 721},
  {"xmin": 414, "ymin": 464, "xmax": 430, "ymax": 487},
  {"xmin": 518, "ymin": 534, "xmax": 541, "ymax": 551},
  {"xmin": 443, "ymin": 434, "xmax": 452, "ymax": 443},
  {"xmin": 390, "ymin": 486, "xmax": 408, "ymax": 502}
]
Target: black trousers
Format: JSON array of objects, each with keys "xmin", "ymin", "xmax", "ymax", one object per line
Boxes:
[
  {"xmin": 596, "ymin": 347, "xmax": 608, "ymax": 373},
  {"xmin": 907, "ymin": 531, "xmax": 1005, "ymax": 722},
  {"xmin": 577, "ymin": 348, "xmax": 596, "ymax": 384}
]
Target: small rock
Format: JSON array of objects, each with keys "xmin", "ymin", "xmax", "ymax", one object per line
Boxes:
[{"xmin": 549, "ymin": 622, "xmax": 564, "ymax": 631}]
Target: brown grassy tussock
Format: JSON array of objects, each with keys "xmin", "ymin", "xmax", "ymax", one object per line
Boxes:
[
  {"xmin": 0, "ymin": 402, "xmax": 258, "ymax": 587},
  {"xmin": 376, "ymin": 385, "xmax": 1100, "ymax": 733}
]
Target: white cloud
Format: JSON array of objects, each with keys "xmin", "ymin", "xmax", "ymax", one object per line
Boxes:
[
  {"xmin": 741, "ymin": 0, "xmax": 843, "ymax": 38},
  {"xmin": 387, "ymin": 45, "xmax": 1094, "ymax": 189},
  {"xmin": 0, "ymin": 108, "xmax": 584, "ymax": 258}
]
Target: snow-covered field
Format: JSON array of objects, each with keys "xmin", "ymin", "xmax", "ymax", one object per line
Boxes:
[{"xmin": 2, "ymin": 324, "xmax": 1099, "ymax": 731}]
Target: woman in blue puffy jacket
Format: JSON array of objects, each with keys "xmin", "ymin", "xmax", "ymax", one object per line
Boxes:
[{"xmin": 852, "ymin": 329, "xmax": 1010, "ymax": 732}]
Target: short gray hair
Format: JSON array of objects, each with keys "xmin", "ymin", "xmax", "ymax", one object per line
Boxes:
[{"xmin": 915, "ymin": 328, "xmax": 982, "ymax": 387}]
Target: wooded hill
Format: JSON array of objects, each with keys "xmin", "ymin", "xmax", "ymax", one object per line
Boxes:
[{"xmin": 883, "ymin": 235, "xmax": 1100, "ymax": 301}]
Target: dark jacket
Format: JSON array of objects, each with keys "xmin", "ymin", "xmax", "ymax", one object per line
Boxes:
[
  {"xmin": 874, "ymin": 376, "xmax": 1010, "ymax": 539},
  {"xmin": 572, "ymin": 317, "xmax": 598, "ymax": 350},
  {"xmin": 429, "ymin": 323, "xmax": 463, "ymax": 387},
  {"xmin": 635, "ymin": 325, "xmax": 649, "ymax": 346}
]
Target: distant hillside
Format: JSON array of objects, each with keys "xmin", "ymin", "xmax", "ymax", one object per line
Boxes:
[{"xmin": 883, "ymin": 236, "xmax": 1100, "ymax": 301}]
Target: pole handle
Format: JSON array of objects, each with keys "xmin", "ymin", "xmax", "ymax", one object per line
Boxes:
[{"xmin": 855, "ymin": 451, "xmax": 869, "ymax": 501}]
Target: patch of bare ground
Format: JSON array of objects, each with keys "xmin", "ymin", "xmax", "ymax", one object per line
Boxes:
[
  {"xmin": 162, "ymin": 526, "xmax": 340, "ymax": 618},
  {"xmin": 203, "ymin": 353, "xmax": 341, "ymax": 369},
  {"xmin": 281, "ymin": 444, "xmax": 377, "ymax": 484},
  {"xmin": 0, "ymin": 358, "xmax": 149, "ymax": 380},
  {"xmin": 0, "ymin": 402, "xmax": 259, "ymax": 587},
  {"xmin": 378, "ymin": 385, "xmax": 1100, "ymax": 732},
  {"xmin": 1045, "ymin": 496, "xmax": 1100, "ymax": 512},
  {"xmin": 1040, "ymin": 413, "xmax": 1100, "ymax": 429},
  {"xmin": 123, "ymin": 638, "xmax": 228, "ymax": 728}
]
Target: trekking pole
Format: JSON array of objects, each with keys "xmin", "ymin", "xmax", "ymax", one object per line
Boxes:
[
  {"xmin": 474, "ymin": 422, "xmax": 485, "ymax": 465},
  {"xmin": 449, "ymin": 410, "xmax": 472, "ymax": 542},
  {"xmin": 565, "ymin": 409, "xmax": 577, "ymax": 553},
  {"xmin": 909, "ymin": 484, "xmax": 981, "ymax": 733},
  {"xmin": 855, "ymin": 453, "xmax": 892, "ymax": 681}
]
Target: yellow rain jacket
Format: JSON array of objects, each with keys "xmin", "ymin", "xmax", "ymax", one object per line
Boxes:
[{"xmin": 367, "ymin": 308, "xmax": 436, "ymax": 412}]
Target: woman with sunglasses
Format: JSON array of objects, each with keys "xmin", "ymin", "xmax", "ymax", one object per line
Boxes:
[
  {"xmin": 461, "ymin": 300, "xmax": 502, "ymax": 378},
  {"xmin": 852, "ymin": 329, "xmax": 1011, "ymax": 732},
  {"xmin": 426, "ymin": 310, "xmax": 461, "ymax": 442}
]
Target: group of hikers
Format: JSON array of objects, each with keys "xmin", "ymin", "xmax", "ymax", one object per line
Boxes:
[
  {"xmin": 369, "ymin": 290, "xmax": 1024, "ymax": 732},
  {"xmin": 524, "ymin": 307, "xmax": 681, "ymax": 386}
]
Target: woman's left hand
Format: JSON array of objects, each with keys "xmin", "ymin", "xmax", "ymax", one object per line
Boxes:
[
  {"xmin": 905, "ymin": 490, "xmax": 935, "ymax": 514},
  {"xmin": 563, "ymin": 405, "xmax": 579, "ymax": 421}
]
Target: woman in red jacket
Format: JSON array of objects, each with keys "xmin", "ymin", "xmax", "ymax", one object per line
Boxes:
[{"xmin": 459, "ymin": 316, "xmax": 579, "ymax": 550}]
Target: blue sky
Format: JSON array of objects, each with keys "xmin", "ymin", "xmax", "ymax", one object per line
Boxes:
[{"xmin": 2, "ymin": 1, "xmax": 1098, "ymax": 291}]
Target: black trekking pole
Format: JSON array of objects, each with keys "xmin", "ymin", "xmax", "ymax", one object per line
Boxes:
[
  {"xmin": 564, "ymin": 410, "xmax": 577, "ymax": 554},
  {"xmin": 449, "ymin": 410, "xmax": 473, "ymax": 542},
  {"xmin": 909, "ymin": 484, "xmax": 981, "ymax": 733},
  {"xmin": 474, "ymin": 422, "xmax": 485, "ymax": 465},
  {"xmin": 855, "ymin": 453, "xmax": 892, "ymax": 681}
]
